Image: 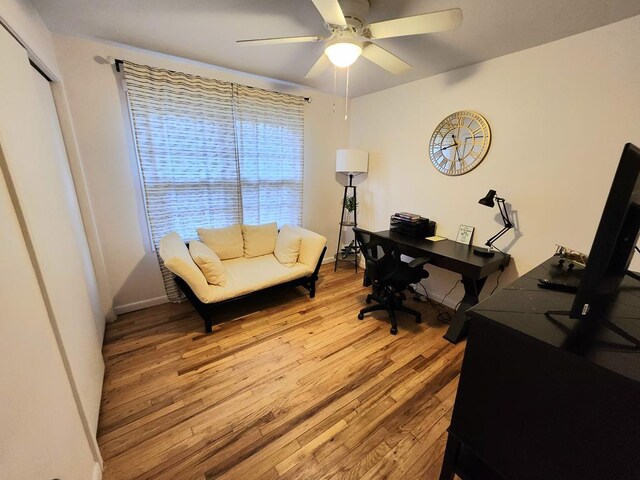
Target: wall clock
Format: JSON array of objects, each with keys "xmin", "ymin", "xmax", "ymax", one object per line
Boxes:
[{"xmin": 429, "ymin": 111, "xmax": 491, "ymax": 176}]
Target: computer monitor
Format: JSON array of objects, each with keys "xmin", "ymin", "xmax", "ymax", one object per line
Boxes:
[{"xmin": 570, "ymin": 143, "xmax": 640, "ymax": 320}]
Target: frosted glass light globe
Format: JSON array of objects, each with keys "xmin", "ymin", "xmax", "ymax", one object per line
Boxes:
[{"xmin": 325, "ymin": 41, "xmax": 363, "ymax": 68}]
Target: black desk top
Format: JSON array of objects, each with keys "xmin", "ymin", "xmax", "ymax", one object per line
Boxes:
[
  {"xmin": 374, "ymin": 230, "xmax": 510, "ymax": 280},
  {"xmin": 468, "ymin": 257, "xmax": 640, "ymax": 383}
]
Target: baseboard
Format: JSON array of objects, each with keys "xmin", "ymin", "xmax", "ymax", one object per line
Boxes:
[
  {"xmin": 323, "ymin": 255, "xmax": 366, "ymax": 269},
  {"xmin": 92, "ymin": 462, "xmax": 102, "ymax": 480},
  {"xmin": 113, "ymin": 295, "xmax": 168, "ymax": 316}
]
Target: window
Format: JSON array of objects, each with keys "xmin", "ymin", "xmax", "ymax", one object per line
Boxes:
[
  {"xmin": 122, "ymin": 61, "xmax": 304, "ymax": 299},
  {"xmin": 234, "ymin": 84, "xmax": 304, "ymax": 226}
]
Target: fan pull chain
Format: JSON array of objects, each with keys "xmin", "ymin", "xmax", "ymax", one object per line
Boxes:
[
  {"xmin": 345, "ymin": 66, "xmax": 350, "ymax": 120},
  {"xmin": 332, "ymin": 65, "xmax": 337, "ymax": 112}
]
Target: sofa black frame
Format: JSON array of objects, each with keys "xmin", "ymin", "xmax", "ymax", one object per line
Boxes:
[{"xmin": 174, "ymin": 246, "xmax": 327, "ymax": 333}]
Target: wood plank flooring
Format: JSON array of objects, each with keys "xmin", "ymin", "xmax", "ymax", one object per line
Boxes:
[{"xmin": 99, "ymin": 264, "xmax": 465, "ymax": 479}]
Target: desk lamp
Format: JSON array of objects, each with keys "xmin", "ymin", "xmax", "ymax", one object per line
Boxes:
[{"xmin": 474, "ymin": 189, "xmax": 513, "ymax": 257}]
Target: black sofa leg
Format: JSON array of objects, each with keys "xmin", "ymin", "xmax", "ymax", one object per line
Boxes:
[
  {"xmin": 309, "ymin": 279, "xmax": 316, "ymax": 298},
  {"xmin": 204, "ymin": 317, "xmax": 213, "ymax": 334}
]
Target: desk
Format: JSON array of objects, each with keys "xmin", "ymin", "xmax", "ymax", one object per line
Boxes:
[
  {"xmin": 440, "ymin": 257, "xmax": 640, "ymax": 480},
  {"xmin": 371, "ymin": 230, "xmax": 510, "ymax": 343}
]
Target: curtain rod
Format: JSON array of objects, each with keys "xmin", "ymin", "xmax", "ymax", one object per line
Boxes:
[{"xmin": 113, "ymin": 58, "xmax": 311, "ymax": 103}]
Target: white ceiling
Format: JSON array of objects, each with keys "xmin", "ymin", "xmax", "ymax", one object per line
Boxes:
[{"xmin": 30, "ymin": 0, "xmax": 640, "ymax": 98}]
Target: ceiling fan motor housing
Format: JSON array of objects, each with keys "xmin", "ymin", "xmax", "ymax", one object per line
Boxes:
[{"xmin": 338, "ymin": 0, "xmax": 370, "ymax": 34}]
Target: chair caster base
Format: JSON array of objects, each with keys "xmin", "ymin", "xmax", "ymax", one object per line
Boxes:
[
  {"xmin": 358, "ymin": 313, "xmax": 364, "ymax": 320},
  {"xmin": 390, "ymin": 327, "xmax": 398, "ymax": 335},
  {"xmin": 365, "ymin": 295, "xmax": 372, "ymax": 304}
]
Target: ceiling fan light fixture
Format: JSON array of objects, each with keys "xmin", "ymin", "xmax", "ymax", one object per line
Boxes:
[{"xmin": 325, "ymin": 39, "xmax": 363, "ymax": 68}]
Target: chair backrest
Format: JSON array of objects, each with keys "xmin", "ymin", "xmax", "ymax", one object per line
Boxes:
[{"xmin": 353, "ymin": 228, "xmax": 402, "ymax": 286}]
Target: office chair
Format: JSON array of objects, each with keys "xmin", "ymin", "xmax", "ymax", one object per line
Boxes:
[{"xmin": 353, "ymin": 227, "xmax": 430, "ymax": 335}]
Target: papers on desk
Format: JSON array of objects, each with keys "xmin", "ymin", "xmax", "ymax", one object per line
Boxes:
[{"xmin": 425, "ymin": 235, "xmax": 446, "ymax": 242}]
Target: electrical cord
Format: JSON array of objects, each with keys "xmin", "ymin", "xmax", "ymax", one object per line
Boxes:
[
  {"xmin": 490, "ymin": 268, "xmax": 505, "ymax": 295},
  {"xmin": 414, "ymin": 279, "xmax": 461, "ymax": 324},
  {"xmin": 413, "ymin": 246, "xmax": 509, "ymax": 323},
  {"xmin": 486, "ymin": 245, "xmax": 508, "ymax": 295},
  {"xmin": 441, "ymin": 279, "xmax": 462, "ymax": 305},
  {"xmin": 413, "ymin": 282, "xmax": 440, "ymax": 312},
  {"xmin": 492, "ymin": 244, "xmax": 510, "ymax": 269}
]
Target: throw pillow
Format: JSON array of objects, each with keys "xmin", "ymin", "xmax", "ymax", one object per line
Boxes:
[
  {"xmin": 189, "ymin": 240, "xmax": 226, "ymax": 286},
  {"xmin": 197, "ymin": 224, "xmax": 243, "ymax": 260},
  {"xmin": 274, "ymin": 226, "xmax": 302, "ymax": 267},
  {"xmin": 242, "ymin": 222, "xmax": 278, "ymax": 258}
]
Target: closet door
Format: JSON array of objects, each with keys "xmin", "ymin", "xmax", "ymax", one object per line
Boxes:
[
  {"xmin": 0, "ymin": 159, "xmax": 96, "ymax": 480},
  {"xmin": 0, "ymin": 24, "xmax": 102, "ymax": 478},
  {"xmin": 27, "ymin": 59, "xmax": 106, "ymax": 432},
  {"xmin": 0, "ymin": 26, "xmax": 105, "ymax": 435}
]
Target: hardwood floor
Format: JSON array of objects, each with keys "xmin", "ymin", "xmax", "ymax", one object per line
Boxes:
[{"xmin": 99, "ymin": 264, "xmax": 465, "ymax": 479}]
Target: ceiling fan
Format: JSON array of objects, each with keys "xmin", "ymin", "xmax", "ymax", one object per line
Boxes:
[{"xmin": 237, "ymin": 0, "xmax": 463, "ymax": 78}]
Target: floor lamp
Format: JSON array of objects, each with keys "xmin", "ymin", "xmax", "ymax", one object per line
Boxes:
[{"xmin": 334, "ymin": 149, "xmax": 368, "ymax": 272}]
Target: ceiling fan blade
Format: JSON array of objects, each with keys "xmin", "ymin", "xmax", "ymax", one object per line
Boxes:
[
  {"xmin": 361, "ymin": 43, "xmax": 411, "ymax": 75},
  {"xmin": 237, "ymin": 35, "xmax": 323, "ymax": 46},
  {"xmin": 310, "ymin": 0, "xmax": 347, "ymax": 27},
  {"xmin": 367, "ymin": 8, "xmax": 462, "ymax": 39},
  {"xmin": 305, "ymin": 54, "xmax": 331, "ymax": 78}
]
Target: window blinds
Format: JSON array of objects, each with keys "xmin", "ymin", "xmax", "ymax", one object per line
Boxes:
[
  {"xmin": 234, "ymin": 84, "xmax": 304, "ymax": 226},
  {"xmin": 122, "ymin": 61, "xmax": 304, "ymax": 301}
]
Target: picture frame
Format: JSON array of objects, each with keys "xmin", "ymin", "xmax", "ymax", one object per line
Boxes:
[{"xmin": 456, "ymin": 224, "xmax": 474, "ymax": 245}]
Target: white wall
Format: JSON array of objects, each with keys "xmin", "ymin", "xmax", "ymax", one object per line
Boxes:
[
  {"xmin": 53, "ymin": 34, "xmax": 350, "ymax": 313},
  {"xmin": 349, "ymin": 15, "xmax": 640, "ymax": 307},
  {"xmin": 0, "ymin": 0, "xmax": 60, "ymax": 77}
]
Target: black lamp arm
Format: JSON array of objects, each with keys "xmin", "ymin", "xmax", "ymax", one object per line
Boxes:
[
  {"xmin": 485, "ymin": 226, "xmax": 512, "ymax": 247},
  {"xmin": 496, "ymin": 197, "xmax": 513, "ymax": 228},
  {"xmin": 485, "ymin": 197, "xmax": 514, "ymax": 248}
]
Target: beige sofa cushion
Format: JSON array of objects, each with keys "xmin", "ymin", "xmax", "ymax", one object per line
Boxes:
[
  {"xmin": 189, "ymin": 240, "xmax": 226, "ymax": 286},
  {"xmin": 197, "ymin": 224, "xmax": 243, "ymax": 260},
  {"xmin": 210, "ymin": 255, "xmax": 311, "ymax": 303},
  {"xmin": 242, "ymin": 222, "xmax": 277, "ymax": 258},
  {"xmin": 158, "ymin": 232, "xmax": 209, "ymax": 300},
  {"xmin": 274, "ymin": 226, "xmax": 302, "ymax": 267}
]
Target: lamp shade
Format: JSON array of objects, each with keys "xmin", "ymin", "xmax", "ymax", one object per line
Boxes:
[
  {"xmin": 478, "ymin": 189, "xmax": 497, "ymax": 208},
  {"xmin": 336, "ymin": 149, "xmax": 369, "ymax": 173}
]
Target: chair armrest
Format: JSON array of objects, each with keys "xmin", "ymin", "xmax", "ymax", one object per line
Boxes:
[{"xmin": 407, "ymin": 256, "xmax": 430, "ymax": 269}]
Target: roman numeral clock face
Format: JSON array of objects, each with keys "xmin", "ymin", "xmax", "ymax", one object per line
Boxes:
[{"xmin": 429, "ymin": 111, "xmax": 491, "ymax": 176}]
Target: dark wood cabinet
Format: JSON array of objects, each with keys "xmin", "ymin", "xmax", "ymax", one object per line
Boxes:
[{"xmin": 441, "ymin": 257, "xmax": 640, "ymax": 480}]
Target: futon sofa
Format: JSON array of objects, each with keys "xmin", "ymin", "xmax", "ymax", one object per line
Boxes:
[{"xmin": 159, "ymin": 223, "xmax": 327, "ymax": 333}]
